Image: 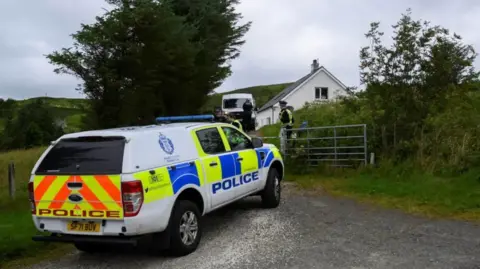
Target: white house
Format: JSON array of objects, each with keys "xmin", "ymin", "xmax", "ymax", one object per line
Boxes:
[{"xmin": 256, "ymin": 59, "xmax": 349, "ymax": 128}]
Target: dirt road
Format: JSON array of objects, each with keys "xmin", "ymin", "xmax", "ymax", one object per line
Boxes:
[{"xmin": 26, "ymin": 183, "xmax": 480, "ymax": 269}]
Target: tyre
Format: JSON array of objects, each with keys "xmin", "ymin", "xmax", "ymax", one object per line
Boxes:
[
  {"xmin": 261, "ymin": 168, "xmax": 281, "ymax": 208},
  {"xmin": 167, "ymin": 200, "xmax": 202, "ymax": 256}
]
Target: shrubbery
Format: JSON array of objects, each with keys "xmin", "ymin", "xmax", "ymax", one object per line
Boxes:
[
  {"xmin": 0, "ymin": 99, "xmax": 63, "ymax": 151},
  {"xmin": 263, "ymin": 10, "xmax": 480, "ymax": 175}
]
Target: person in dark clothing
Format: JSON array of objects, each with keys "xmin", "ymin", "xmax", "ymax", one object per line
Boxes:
[
  {"xmin": 279, "ymin": 100, "xmax": 294, "ymax": 139},
  {"xmin": 242, "ymin": 99, "xmax": 253, "ymax": 132},
  {"xmin": 213, "ymin": 106, "xmax": 228, "ymax": 123}
]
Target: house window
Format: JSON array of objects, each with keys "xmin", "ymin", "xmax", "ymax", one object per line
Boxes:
[
  {"xmin": 266, "ymin": 117, "xmax": 271, "ymax": 125},
  {"xmin": 315, "ymin": 87, "xmax": 328, "ymax": 99}
]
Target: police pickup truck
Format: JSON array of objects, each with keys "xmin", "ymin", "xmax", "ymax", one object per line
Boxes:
[{"xmin": 29, "ymin": 115, "xmax": 284, "ymax": 256}]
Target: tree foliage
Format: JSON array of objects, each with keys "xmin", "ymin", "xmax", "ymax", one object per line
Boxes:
[
  {"xmin": 350, "ymin": 8, "xmax": 480, "ymax": 166},
  {"xmin": 0, "ymin": 99, "xmax": 64, "ymax": 150},
  {"xmin": 47, "ymin": 0, "xmax": 251, "ymax": 129}
]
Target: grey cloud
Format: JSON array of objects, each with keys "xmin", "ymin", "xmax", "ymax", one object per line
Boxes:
[{"xmin": 0, "ymin": 0, "xmax": 479, "ymax": 99}]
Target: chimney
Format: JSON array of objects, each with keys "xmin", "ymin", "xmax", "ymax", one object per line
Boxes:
[{"xmin": 311, "ymin": 59, "xmax": 319, "ymax": 73}]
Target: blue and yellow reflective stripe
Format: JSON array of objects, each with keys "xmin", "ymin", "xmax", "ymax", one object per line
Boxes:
[
  {"xmin": 168, "ymin": 162, "xmax": 201, "ymax": 194},
  {"xmin": 135, "ymin": 160, "xmax": 205, "ymax": 203},
  {"xmin": 238, "ymin": 150, "xmax": 258, "ymax": 173},
  {"xmin": 203, "ymin": 156, "xmax": 222, "ymax": 183},
  {"xmin": 254, "ymin": 146, "xmax": 281, "ymax": 168},
  {"xmin": 219, "ymin": 153, "xmax": 241, "ymax": 178}
]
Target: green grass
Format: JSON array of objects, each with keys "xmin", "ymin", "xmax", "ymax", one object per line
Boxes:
[
  {"xmin": 0, "ymin": 147, "xmax": 72, "ymax": 266},
  {"xmin": 287, "ymin": 166, "xmax": 480, "ymax": 222}
]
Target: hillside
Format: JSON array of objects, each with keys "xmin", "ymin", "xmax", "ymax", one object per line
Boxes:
[{"xmin": 0, "ymin": 83, "xmax": 291, "ymax": 132}]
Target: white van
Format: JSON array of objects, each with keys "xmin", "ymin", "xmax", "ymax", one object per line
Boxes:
[{"xmin": 221, "ymin": 93, "xmax": 257, "ymax": 129}]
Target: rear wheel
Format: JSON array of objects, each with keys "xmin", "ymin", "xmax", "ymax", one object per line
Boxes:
[
  {"xmin": 168, "ymin": 200, "xmax": 202, "ymax": 256},
  {"xmin": 261, "ymin": 168, "xmax": 281, "ymax": 208}
]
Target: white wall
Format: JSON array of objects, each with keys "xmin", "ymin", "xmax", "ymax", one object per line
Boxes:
[
  {"xmin": 256, "ymin": 106, "xmax": 278, "ymax": 129},
  {"xmin": 283, "ymin": 69, "xmax": 347, "ymax": 111},
  {"xmin": 256, "ymin": 69, "xmax": 348, "ymax": 129}
]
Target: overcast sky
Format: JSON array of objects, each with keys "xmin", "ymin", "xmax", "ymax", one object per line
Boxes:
[{"xmin": 0, "ymin": 0, "xmax": 479, "ymax": 100}]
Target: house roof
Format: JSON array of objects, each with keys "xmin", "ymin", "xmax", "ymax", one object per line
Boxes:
[
  {"xmin": 258, "ymin": 72, "xmax": 315, "ymax": 112},
  {"xmin": 258, "ymin": 66, "xmax": 347, "ymax": 112}
]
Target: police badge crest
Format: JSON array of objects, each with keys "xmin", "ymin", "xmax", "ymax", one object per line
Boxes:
[{"xmin": 158, "ymin": 132, "xmax": 175, "ymax": 155}]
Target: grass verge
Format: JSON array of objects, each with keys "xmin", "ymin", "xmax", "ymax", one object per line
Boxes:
[
  {"xmin": 287, "ymin": 166, "xmax": 480, "ymax": 222},
  {"xmin": 0, "ymin": 147, "xmax": 73, "ymax": 267}
]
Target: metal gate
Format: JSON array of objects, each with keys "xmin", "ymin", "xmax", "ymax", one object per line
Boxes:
[{"xmin": 259, "ymin": 124, "xmax": 367, "ymax": 167}]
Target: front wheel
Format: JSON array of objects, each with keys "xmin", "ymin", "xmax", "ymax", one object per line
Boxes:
[
  {"xmin": 261, "ymin": 168, "xmax": 281, "ymax": 208},
  {"xmin": 168, "ymin": 200, "xmax": 202, "ymax": 256}
]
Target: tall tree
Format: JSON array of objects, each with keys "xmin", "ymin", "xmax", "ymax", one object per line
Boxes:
[
  {"xmin": 358, "ymin": 8, "xmax": 479, "ymax": 157},
  {"xmin": 47, "ymin": 0, "xmax": 251, "ymax": 129}
]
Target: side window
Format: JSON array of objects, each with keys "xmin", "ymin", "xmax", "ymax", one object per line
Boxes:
[
  {"xmin": 196, "ymin": 128, "xmax": 226, "ymax": 155},
  {"xmin": 221, "ymin": 126, "xmax": 253, "ymax": 151}
]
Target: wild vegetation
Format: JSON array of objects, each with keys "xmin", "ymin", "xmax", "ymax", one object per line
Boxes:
[{"xmin": 262, "ymin": 9, "xmax": 480, "ymax": 220}]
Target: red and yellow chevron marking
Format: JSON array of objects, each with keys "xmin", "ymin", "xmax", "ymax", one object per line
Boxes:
[{"xmin": 33, "ymin": 175, "xmax": 123, "ymax": 219}]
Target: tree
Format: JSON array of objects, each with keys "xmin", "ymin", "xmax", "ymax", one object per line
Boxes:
[
  {"xmin": 357, "ymin": 8, "xmax": 479, "ymax": 158},
  {"xmin": 47, "ymin": 0, "xmax": 251, "ymax": 129},
  {"xmin": 0, "ymin": 99, "xmax": 63, "ymax": 150}
]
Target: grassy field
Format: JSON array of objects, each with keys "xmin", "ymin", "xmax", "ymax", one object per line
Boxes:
[
  {"xmin": 289, "ymin": 167, "xmax": 480, "ymax": 222},
  {"xmin": 0, "ymin": 147, "xmax": 71, "ymax": 266}
]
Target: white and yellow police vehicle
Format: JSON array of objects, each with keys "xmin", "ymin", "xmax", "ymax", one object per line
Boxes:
[{"xmin": 29, "ymin": 115, "xmax": 284, "ymax": 256}]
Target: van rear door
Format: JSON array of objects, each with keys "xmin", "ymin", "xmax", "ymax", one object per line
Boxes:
[{"xmin": 34, "ymin": 136, "xmax": 125, "ymax": 221}]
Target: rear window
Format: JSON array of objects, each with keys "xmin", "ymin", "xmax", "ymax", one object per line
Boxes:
[{"xmin": 35, "ymin": 136, "xmax": 126, "ymax": 175}]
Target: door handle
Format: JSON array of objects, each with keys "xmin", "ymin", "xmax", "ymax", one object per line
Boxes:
[
  {"xmin": 236, "ymin": 157, "xmax": 243, "ymax": 161},
  {"xmin": 209, "ymin": 162, "xmax": 218, "ymax": 167}
]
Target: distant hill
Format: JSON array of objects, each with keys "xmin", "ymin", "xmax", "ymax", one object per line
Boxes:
[{"xmin": 0, "ymin": 82, "xmax": 291, "ymax": 132}]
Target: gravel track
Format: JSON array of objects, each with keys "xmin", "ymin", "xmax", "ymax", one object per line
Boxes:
[{"xmin": 26, "ymin": 183, "xmax": 480, "ymax": 269}]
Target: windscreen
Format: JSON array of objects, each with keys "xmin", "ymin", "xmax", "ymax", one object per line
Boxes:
[
  {"xmin": 223, "ymin": 98, "xmax": 248, "ymax": 109},
  {"xmin": 35, "ymin": 136, "xmax": 126, "ymax": 175}
]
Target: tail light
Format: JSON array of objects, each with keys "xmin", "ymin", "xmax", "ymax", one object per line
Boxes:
[
  {"xmin": 121, "ymin": 181, "xmax": 144, "ymax": 217},
  {"xmin": 28, "ymin": 182, "xmax": 36, "ymax": 215}
]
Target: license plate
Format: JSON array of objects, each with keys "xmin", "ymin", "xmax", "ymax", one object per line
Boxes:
[{"xmin": 67, "ymin": 221, "xmax": 101, "ymax": 233}]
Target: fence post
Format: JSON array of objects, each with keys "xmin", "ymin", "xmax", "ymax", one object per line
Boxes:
[
  {"xmin": 333, "ymin": 127, "xmax": 337, "ymax": 166},
  {"xmin": 279, "ymin": 127, "xmax": 285, "ymax": 155},
  {"xmin": 363, "ymin": 124, "xmax": 368, "ymax": 166},
  {"xmin": 306, "ymin": 128, "xmax": 310, "ymax": 162},
  {"xmin": 370, "ymin": 152, "xmax": 375, "ymax": 165},
  {"xmin": 8, "ymin": 161, "xmax": 15, "ymax": 199}
]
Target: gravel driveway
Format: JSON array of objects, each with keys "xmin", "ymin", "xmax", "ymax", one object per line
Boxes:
[{"xmin": 27, "ymin": 183, "xmax": 480, "ymax": 269}]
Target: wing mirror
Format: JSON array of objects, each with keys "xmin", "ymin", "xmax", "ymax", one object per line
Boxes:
[{"xmin": 251, "ymin": 137, "xmax": 263, "ymax": 148}]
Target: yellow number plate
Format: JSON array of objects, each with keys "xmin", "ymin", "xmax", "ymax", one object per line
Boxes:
[{"xmin": 67, "ymin": 221, "xmax": 101, "ymax": 233}]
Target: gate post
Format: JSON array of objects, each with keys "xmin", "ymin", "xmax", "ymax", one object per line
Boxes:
[
  {"xmin": 333, "ymin": 127, "xmax": 337, "ymax": 166},
  {"xmin": 8, "ymin": 161, "xmax": 15, "ymax": 199},
  {"xmin": 363, "ymin": 124, "xmax": 368, "ymax": 166}
]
